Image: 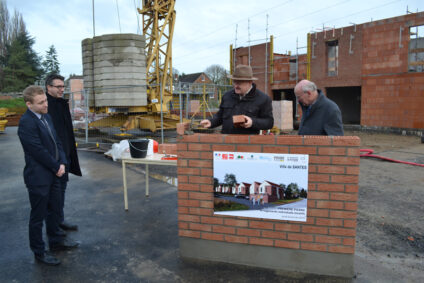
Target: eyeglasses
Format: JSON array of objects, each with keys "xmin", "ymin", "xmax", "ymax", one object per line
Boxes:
[{"xmin": 50, "ymin": 85, "xmax": 65, "ymax": 89}]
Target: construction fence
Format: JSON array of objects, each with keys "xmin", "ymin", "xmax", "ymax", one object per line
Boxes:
[{"xmin": 67, "ymin": 82, "xmax": 233, "ymax": 146}]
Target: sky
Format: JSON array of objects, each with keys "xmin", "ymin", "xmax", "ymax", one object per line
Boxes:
[{"xmin": 8, "ymin": 0, "xmax": 424, "ymax": 79}]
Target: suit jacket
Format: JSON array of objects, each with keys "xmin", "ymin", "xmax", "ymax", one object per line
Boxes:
[
  {"xmin": 298, "ymin": 91, "xmax": 344, "ymax": 136},
  {"xmin": 18, "ymin": 109, "xmax": 67, "ymax": 186},
  {"xmin": 46, "ymin": 93, "xmax": 82, "ymax": 177}
]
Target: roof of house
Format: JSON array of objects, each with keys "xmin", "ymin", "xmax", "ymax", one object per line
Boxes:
[{"xmin": 179, "ymin": 72, "xmax": 205, "ymax": 83}]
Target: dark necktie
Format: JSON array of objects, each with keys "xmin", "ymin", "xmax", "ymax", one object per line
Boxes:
[
  {"xmin": 41, "ymin": 115, "xmax": 59, "ymax": 160},
  {"xmin": 304, "ymin": 106, "xmax": 311, "ymax": 119}
]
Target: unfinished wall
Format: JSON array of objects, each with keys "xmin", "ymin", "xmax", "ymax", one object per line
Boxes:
[{"xmin": 177, "ymin": 134, "xmax": 360, "ymax": 277}]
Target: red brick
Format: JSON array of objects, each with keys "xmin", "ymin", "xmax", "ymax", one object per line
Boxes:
[
  {"xmin": 315, "ymin": 235, "xmax": 342, "ymax": 244},
  {"xmin": 331, "ymin": 175, "xmax": 359, "ymax": 184},
  {"xmin": 290, "ymin": 146, "xmax": 317, "ymax": 155},
  {"xmin": 249, "ymin": 221, "xmax": 274, "ymax": 230},
  {"xmin": 178, "ymin": 151, "xmax": 200, "ymax": 159},
  {"xmin": 189, "ymin": 143, "xmax": 211, "ymax": 151},
  {"xmin": 158, "ymin": 143, "xmax": 177, "ymax": 155},
  {"xmin": 332, "ymin": 157, "xmax": 360, "ymax": 165},
  {"xmin": 177, "ymin": 143, "xmax": 187, "ymax": 151},
  {"xmin": 304, "ymin": 137, "xmax": 332, "ymax": 145},
  {"xmin": 200, "ymin": 184, "xmax": 213, "ymax": 192},
  {"xmin": 224, "ymin": 135, "xmax": 250, "ymax": 144},
  {"xmin": 318, "ymin": 148, "xmax": 346, "ymax": 155},
  {"xmin": 178, "ymin": 191, "xmax": 188, "ymax": 199},
  {"xmin": 179, "ymin": 230, "xmax": 201, "ymax": 238},
  {"xmin": 213, "ymin": 225, "xmax": 236, "ymax": 234},
  {"xmin": 344, "ymin": 202, "xmax": 358, "ymax": 211},
  {"xmin": 317, "ymin": 183, "xmax": 345, "ymax": 192},
  {"xmin": 333, "ymin": 136, "xmax": 360, "ymax": 146},
  {"xmin": 347, "ymin": 148, "xmax": 360, "ymax": 156},
  {"xmin": 201, "ymin": 216, "xmax": 223, "ymax": 225},
  {"xmin": 308, "ymin": 165, "xmax": 318, "ymax": 173},
  {"xmin": 307, "ymin": 200, "xmax": 316, "ymax": 208},
  {"xmin": 178, "ymin": 199, "xmax": 199, "ymax": 207},
  {"xmin": 316, "ymin": 201, "xmax": 344, "ymax": 209},
  {"xmin": 308, "ymin": 208, "xmax": 329, "ymax": 217},
  {"xmin": 224, "ymin": 219, "xmax": 249, "ymax": 227},
  {"xmin": 343, "ymin": 238, "xmax": 356, "ymax": 246},
  {"xmin": 301, "ymin": 226, "xmax": 328, "ymax": 234},
  {"xmin": 178, "ymin": 183, "xmax": 200, "ymax": 191},
  {"xmin": 189, "ymin": 176, "xmax": 212, "ymax": 184},
  {"xmin": 330, "ymin": 210, "xmax": 357, "ymax": 219},
  {"xmin": 236, "ymin": 145, "xmax": 262, "ymax": 152},
  {"xmin": 308, "ymin": 191, "xmax": 329, "ymax": 200},
  {"xmin": 263, "ymin": 146, "xmax": 289, "ymax": 153},
  {"xmin": 287, "ymin": 233, "xmax": 314, "ymax": 242},
  {"xmin": 328, "ymin": 245, "xmax": 355, "ymax": 254},
  {"xmin": 178, "ymin": 167, "xmax": 200, "ymax": 175},
  {"xmin": 200, "ymin": 201, "xmax": 213, "ymax": 208},
  {"xmin": 237, "ymin": 228, "xmax": 261, "ymax": 237},
  {"xmin": 212, "ymin": 144, "xmax": 236, "ymax": 151},
  {"xmin": 178, "ymin": 214, "xmax": 200, "ymax": 222},
  {"xmin": 202, "ymin": 232, "xmax": 224, "ymax": 241},
  {"xmin": 331, "ymin": 193, "xmax": 358, "ymax": 201},
  {"xmin": 301, "ymin": 242, "xmax": 327, "ymax": 252},
  {"xmin": 329, "ymin": 228, "xmax": 356, "ymax": 236},
  {"xmin": 201, "ymin": 168, "xmax": 213, "ymax": 176},
  {"xmin": 177, "ymin": 159, "xmax": 187, "ymax": 167},
  {"xmin": 178, "ymin": 207, "xmax": 188, "ymax": 214},
  {"xmin": 316, "ymin": 218, "xmax": 343, "ymax": 227},
  {"xmin": 200, "ymin": 152, "xmax": 213, "ymax": 159},
  {"xmin": 179, "ymin": 222, "xmax": 189, "ymax": 229},
  {"xmin": 277, "ymin": 136, "xmax": 303, "ymax": 145},
  {"xmin": 309, "ymin": 156, "xmax": 331, "ymax": 164},
  {"xmin": 250, "ymin": 135, "xmax": 276, "ymax": 144},
  {"xmin": 178, "ymin": 175, "xmax": 188, "ymax": 183},
  {"xmin": 309, "ymin": 173, "xmax": 330, "ymax": 182},
  {"xmin": 225, "ymin": 235, "xmax": 249, "ymax": 244},
  {"xmin": 189, "ymin": 207, "xmax": 213, "ymax": 216},
  {"xmin": 344, "ymin": 219, "xmax": 357, "ymax": 228},
  {"xmin": 317, "ymin": 165, "xmax": 345, "ymax": 174},
  {"xmin": 189, "ymin": 192, "xmax": 211, "ymax": 200},
  {"xmin": 345, "ymin": 184, "xmax": 359, "ymax": 193},
  {"xmin": 189, "ymin": 160, "xmax": 212, "ymax": 168},
  {"xmin": 189, "ymin": 223, "xmax": 212, "ymax": 232},
  {"xmin": 199, "ymin": 134, "xmax": 224, "ymax": 143},
  {"xmin": 181, "ymin": 135, "xmax": 200, "ymax": 143},
  {"xmin": 249, "ymin": 237, "xmax": 274, "ymax": 246},
  {"xmin": 261, "ymin": 230, "xmax": 287, "ymax": 239},
  {"xmin": 346, "ymin": 167, "xmax": 360, "ymax": 175},
  {"xmin": 275, "ymin": 240, "xmax": 300, "ymax": 249}
]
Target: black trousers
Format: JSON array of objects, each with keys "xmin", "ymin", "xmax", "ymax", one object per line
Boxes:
[
  {"xmin": 27, "ymin": 179, "xmax": 64, "ymax": 255},
  {"xmin": 58, "ymin": 178, "xmax": 67, "ymax": 224}
]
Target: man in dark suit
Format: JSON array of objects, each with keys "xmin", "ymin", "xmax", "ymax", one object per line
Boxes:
[
  {"xmin": 294, "ymin": 80, "xmax": 344, "ymax": 136},
  {"xmin": 45, "ymin": 74, "xmax": 82, "ymax": 232},
  {"xmin": 18, "ymin": 86, "xmax": 79, "ymax": 266}
]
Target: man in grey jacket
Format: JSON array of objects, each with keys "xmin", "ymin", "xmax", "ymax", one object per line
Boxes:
[{"xmin": 294, "ymin": 80, "xmax": 343, "ymax": 136}]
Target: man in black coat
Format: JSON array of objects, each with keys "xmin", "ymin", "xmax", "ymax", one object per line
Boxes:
[
  {"xmin": 200, "ymin": 64, "xmax": 273, "ymax": 134},
  {"xmin": 294, "ymin": 80, "xmax": 344, "ymax": 136},
  {"xmin": 45, "ymin": 74, "xmax": 82, "ymax": 232},
  {"xmin": 18, "ymin": 86, "xmax": 79, "ymax": 266}
]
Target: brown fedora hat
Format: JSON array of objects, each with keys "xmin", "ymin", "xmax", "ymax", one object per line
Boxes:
[{"xmin": 227, "ymin": 64, "xmax": 258, "ymax": 81}]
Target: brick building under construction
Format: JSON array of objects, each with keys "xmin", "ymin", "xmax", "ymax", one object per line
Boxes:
[{"xmin": 232, "ymin": 11, "xmax": 424, "ymax": 132}]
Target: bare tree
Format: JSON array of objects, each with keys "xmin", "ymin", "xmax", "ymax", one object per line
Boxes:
[{"xmin": 204, "ymin": 64, "xmax": 229, "ymax": 85}]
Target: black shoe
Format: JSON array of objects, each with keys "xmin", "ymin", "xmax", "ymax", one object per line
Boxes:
[
  {"xmin": 34, "ymin": 252, "xmax": 61, "ymax": 266},
  {"xmin": 50, "ymin": 239, "xmax": 80, "ymax": 251},
  {"xmin": 57, "ymin": 227, "xmax": 67, "ymax": 237},
  {"xmin": 59, "ymin": 221, "xmax": 78, "ymax": 231}
]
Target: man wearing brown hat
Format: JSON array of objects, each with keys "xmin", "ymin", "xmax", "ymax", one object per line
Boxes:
[{"xmin": 200, "ymin": 64, "xmax": 273, "ymax": 134}]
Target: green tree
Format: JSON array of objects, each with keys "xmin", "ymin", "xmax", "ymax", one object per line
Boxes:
[
  {"xmin": 224, "ymin": 173, "xmax": 237, "ymax": 187},
  {"xmin": 42, "ymin": 45, "xmax": 60, "ymax": 78}
]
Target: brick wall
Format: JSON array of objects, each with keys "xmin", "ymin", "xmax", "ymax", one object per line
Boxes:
[{"xmin": 177, "ymin": 134, "xmax": 360, "ymax": 255}]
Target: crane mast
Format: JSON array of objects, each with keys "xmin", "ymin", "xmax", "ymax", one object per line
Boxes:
[{"xmin": 138, "ymin": 0, "xmax": 175, "ymax": 112}]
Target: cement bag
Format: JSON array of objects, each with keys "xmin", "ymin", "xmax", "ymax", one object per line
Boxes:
[{"xmin": 105, "ymin": 139, "xmax": 129, "ymax": 161}]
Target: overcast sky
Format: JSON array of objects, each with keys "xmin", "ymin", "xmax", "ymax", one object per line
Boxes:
[{"xmin": 8, "ymin": 0, "xmax": 424, "ymax": 78}]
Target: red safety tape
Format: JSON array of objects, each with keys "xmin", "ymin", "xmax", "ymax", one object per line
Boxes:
[{"xmin": 360, "ymin": 149, "xmax": 424, "ymax": 167}]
